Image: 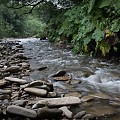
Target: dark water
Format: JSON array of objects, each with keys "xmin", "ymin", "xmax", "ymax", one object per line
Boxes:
[{"xmin": 19, "ymin": 38, "xmax": 120, "ymax": 119}]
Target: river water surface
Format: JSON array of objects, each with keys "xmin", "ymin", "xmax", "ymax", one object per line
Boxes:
[{"xmin": 19, "ymin": 38, "xmax": 120, "ymax": 119}]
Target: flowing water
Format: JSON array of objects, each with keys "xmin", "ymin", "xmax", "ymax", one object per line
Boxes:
[{"xmin": 19, "ymin": 38, "xmax": 120, "ymax": 119}]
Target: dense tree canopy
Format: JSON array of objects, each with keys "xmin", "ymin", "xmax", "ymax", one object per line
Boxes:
[{"xmin": 0, "ymin": 0, "xmax": 120, "ymax": 58}]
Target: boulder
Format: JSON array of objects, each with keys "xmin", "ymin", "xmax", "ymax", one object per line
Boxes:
[
  {"xmin": 5, "ymin": 77, "xmax": 28, "ymax": 84},
  {"xmin": 32, "ymin": 96, "xmax": 81, "ymax": 108},
  {"xmin": 24, "ymin": 87, "xmax": 47, "ymax": 97},
  {"xmin": 7, "ymin": 105, "xmax": 37, "ymax": 118},
  {"xmin": 37, "ymin": 107, "xmax": 63, "ymax": 119}
]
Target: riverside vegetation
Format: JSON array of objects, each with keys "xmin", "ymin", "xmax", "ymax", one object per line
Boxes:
[{"xmin": 0, "ymin": 0, "xmax": 120, "ymax": 58}]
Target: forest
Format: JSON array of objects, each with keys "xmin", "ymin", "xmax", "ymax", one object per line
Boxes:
[{"xmin": 0, "ymin": 0, "xmax": 120, "ymax": 58}]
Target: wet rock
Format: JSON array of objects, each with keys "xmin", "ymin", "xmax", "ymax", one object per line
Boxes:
[
  {"xmin": 24, "ymin": 87, "xmax": 47, "ymax": 97},
  {"xmin": 65, "ymin": 92, "xmax": 82, "ymax": 98},
  {"xmin": 32, "ymin": 96, "xmax": 81, "ymax": 108},
  {"xmin": 109, "ymin": 101, "xmax": 120, "ymax": 107},
  {"xmin": 53, "ymin": 75, "xmax": 71, "ymax": 81},
  {"xmin": 74, "ymin": 111, "xmax": 86, "ymax": 119},
  {"xmin": 5, "ymin": 77, "xmax": 28, "ymax": 84},
  {"xmin": 0, "ymin": 89, "xmax": 11, "ymax": 94},
  {"xmin": 0, "ymin": 80, "xmax": 7, "ymax": 87},
  {"xmin": 37, "ymin": 107, "xmax": 63, "ymax": 119},
  {"xmin": 12, "ymin": 100, "xmax": 28, "ymax": 107},
  {"xmin": 81, "ymin": 113, "xmax": 96, "ymax": 120},
  {"xmin": 89, "ymin": 93, "xmax": 111, "ymax": 100},
  {"xmin": 7, "ymin": 105, "xmax": 37, "ymax": 118},
  {"xmin": 59, "ymin": 106, "xmax": 73, "ymax": 119},
  {"xmin": 81, "ymin": 95, "xmax": 95, "ymax": 102},
  {"xmin": 52, "ymin": 70, "xmax": 66, "ymax": 77},
  {"xmin": 5, "ymin": 66, "xmax": 21, "ymax": 73},
  {"xmin": 37, "ymin": 66, "xmax": 47, "ymax": 71}
]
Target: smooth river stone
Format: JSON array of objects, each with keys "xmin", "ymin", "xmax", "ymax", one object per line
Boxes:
[
  {"xmin": 5, "ymin": 66, "xmax": 20, "ymax": 73},
  {"xmin": 5, "ymin": 77, "xmax": 28, "ymax": 84},
  {"xmin": 0, "ymin": 89, "xmax": 11, "ymax": 94},
  {"xmin": 32, "ymin": 96, "xmax": 81, "ymax": 108},
  {"xmin": 7, "ymin": 105, "xmax": 37, "ymax": 118},
  {"xmin": 59, "ymin": 106, "xmax": 73, "ymax": 119},
  {"xmin": 0, "ymin": 80, "xmax": 7, "ymax": 87},
  {"xmin": 24, "ymin": 87, "xmax": 47, "ymax": 97}
]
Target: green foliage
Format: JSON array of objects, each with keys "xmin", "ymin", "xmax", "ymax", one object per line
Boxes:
[
  {"xmin": 47, "ymin": 0, "xmax": 120, "ymax": 57},
  {"xmin": 23, "ymin": 15, "xmax": 46, "ymax": 37}
]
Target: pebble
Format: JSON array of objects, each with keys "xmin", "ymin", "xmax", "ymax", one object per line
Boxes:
[
  {"xmin": 5, "ymin": 77, "xmax": 28, "ymax": 84},
  {"xmin": 24, "ymin": 87, "xmax": 47, "ymax": 97}
]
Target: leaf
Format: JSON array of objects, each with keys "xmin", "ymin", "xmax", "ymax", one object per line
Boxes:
[
  {"xmin": 111, "ymin": 19, "xmax": 120, "ymax": 32},
  {"xmin": 96, "ymin": 0, "xmax": 112, "ymax": 8},
  {"xmin": 88, "ymin": 0, "xmax": 96, "ymax": 13},
  {"xmin": 83, "ymin": 36, "xmax": 91, "ymax": 45},
  {"xmin": 100, "ymin": 41, "xmax": 111, "ymax": 56},
  {"xmin": 92, "ymin": 28, "xmax": 103, "ymax": 41}
]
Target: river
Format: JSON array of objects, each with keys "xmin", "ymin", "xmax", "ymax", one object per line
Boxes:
[{"xmin": 19, "ymin": 38, "xmax": 120, "ymax": 119}]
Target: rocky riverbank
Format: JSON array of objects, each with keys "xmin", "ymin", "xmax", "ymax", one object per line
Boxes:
[{"xmin": 0, "ymin": 39, "xmax": 120, "ymax": 120}]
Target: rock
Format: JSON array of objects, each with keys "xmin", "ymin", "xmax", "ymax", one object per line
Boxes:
[
  {"xmin": 81, "ymin": 114, "xmax": 95, "ymax": 119},
  {"xmin": 37, "ymin": 66, "xmax": 47, "ymax": 71},
  {"xmin": 74, "ymin": 111, "xmax": 86, "ymax": 119},
  {"xmin": 53, "ymin": 75, "xmax": 71, "ymax": 81},
  {"xmin": 0, "ymin": 95, "xmax": 10, "ymax": 100},
  {"xmin": 20, "ymin": 62, "xmax": 30, "ymax": 69},
  {"xmin": 0, "ymin": 89, "xmax": 11, "ymax": 94},
  {"xmin": 39, "ymin": 85, "xmax": 50, "ymax": 91},
  {"xmin": 24, "ymin": 87, "xmax": 47, "ymax": 97},
  {"xmin": 7, "ymin": 105, "xmax": 37, "ymax": 118},
  {"xmin": 81, "ymin": 95, "xmax": 95, "ymax": 102},
  {"xmin": 65, "ymin": 92, "xmax": 82, "ymax": 98},
  {"xmin": 12, "ymin": 100, "xmax": 28, "ymax": 107},
  {"xmin": 109, "ymin": 101, "xmax": 120, "ymax": 107},
  {"xmin": 0, "ymin": 80, "xmax": 7, "ymax": 87},
  {"xmin": 37, "ymin": 107, "xmax": 63, "ymax": 119},
  {"xmin": 52, "ymin": 70, "xmax": 66, "ymax": 77},
  {"xmin": 27, "ymin": 80, "xmax": 43, "ymax": 87},
  {"xmin": 59, "ymin": 106, "xmax": 73, "ymax": 119},
  {"xmin": 89, "ymin": 93, "xmax": 111, "ymax": 100},
  {"xmin": 32, "ymin": 96, "xmax": 81, "ymax": 108},
  {"xmin": 5, "ymin": 66, "xmax": 21, "ymax": 73},
  {"xmin": 48, "ymin": 92, "xmax": 57, "ymax": 98},
  {"xmin": 10, "ymin": 53, "xmax": 28, "ymax": 60},
  {"xmin": 5, "ymin": 77, "xmax": 28, "ymax": 84}
]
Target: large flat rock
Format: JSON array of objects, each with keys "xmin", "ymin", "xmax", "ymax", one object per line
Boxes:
[
  {"xmin": 7, "ymin": 105, "xmax": 37, "ymax": 118},
  {"xmin": 5, "ymin": 77, "xmax": 28, "ymax": 84},
  {"xmin": 24, "ymin": 87, "xmax": 47, "ymax": 97},
  {"xmin": 32, "ymin": 96, "xmax": 81, "ymax": 108}
]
